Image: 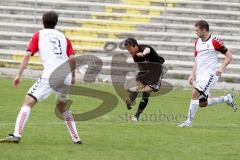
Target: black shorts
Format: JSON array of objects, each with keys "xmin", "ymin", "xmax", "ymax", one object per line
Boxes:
[{"xmin": 136, "ymin": 64, "xmax": 163, "ymax": 92}]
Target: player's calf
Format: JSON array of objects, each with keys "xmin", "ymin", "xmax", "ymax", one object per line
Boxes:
[
  {"xmin": 125, "ymin": 91, "xmax": 138, "ymax": 110},
  {"xmin": 134, "ymin": 91, "xmax": 150, "ymax": 120},
  {"xmin": 24, "ymin": 94, "xmax": 38, "ymax": 108},
  {"xmin": 56, "ymin": 99, "xmax": 82, "ymax": 143},
  {"xmin": 135, "ymin": 97, "xmax": 149, "ymax": 118}
]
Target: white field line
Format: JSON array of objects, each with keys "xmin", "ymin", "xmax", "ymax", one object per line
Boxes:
[{"xmin": 0, "ymin": 121, "xmax": 239, "ymax": 129}]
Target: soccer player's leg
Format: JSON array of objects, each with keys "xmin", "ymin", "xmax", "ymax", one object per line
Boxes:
[
  {"xmin": 125, "ymin": 91, "xmax": 138, "ymax": 110},
  {"xmin": 178, "ymin": 88, "xmax": 201, "ymax": 128},
  {"xmin": 131, "ymin": 73, "xmax": 162, "ymax": 122},
  {"xmin": 197, "ymin": 74, "xmax": 237, "ymax": 111},
  {"xmin": 206, "ymin": 79, "xmax": 237, "ymax": 111},
  {"xmin": 131, "ymin": 86, "xmax": 152, "ymax": 122},
  {"xmin": 207, "ymin": 93, "xmax": 236, "ymax": 109},
  {"xmin": 55, "ymin": 94, "xmax": 82, "ymax": 144},
  {"xmin": 124, "ymin": 80, "xmax": 142, "ymax": 110},
  {"xmin": 0, "ymin": 78, "xmax": 51, "ymax": 143},
  {"xmin": 178, "ymin": 74, "xmax": 236, "ymax": 128},
  {"xmin": 0, "ymin": 95, "xmax": 37, "ymax": 144},
  {"xmin": 179, "ymin": 75, "xmax": 216, "ymax": 127}
]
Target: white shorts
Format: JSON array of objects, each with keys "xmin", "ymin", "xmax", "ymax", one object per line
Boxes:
[
  {"xmin": 27, "ymin": 78, "xmax": 71, "ymax": 102},
  {"xmin": 195, "ymin": 74, "xmax": 218, "ymax": 99}
]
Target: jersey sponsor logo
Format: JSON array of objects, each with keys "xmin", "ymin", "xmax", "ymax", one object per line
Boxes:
[{"xmin": 197, "ymin": 48, "xmax": 212, "ymax": 53}]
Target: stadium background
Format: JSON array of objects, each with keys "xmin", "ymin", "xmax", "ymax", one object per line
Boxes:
[
  {"xmin": 0, "ymin": 0, "xmax": 240, "ymax": 86},
  {"xmin": 0, "ymin": 0, "xmax": 240, "ymax": 160}
]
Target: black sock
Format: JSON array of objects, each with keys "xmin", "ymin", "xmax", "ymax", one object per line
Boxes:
[
  {"xmin": 129, "ymin": 91, "xmax": 138, "ymax": 102},
  {"xmin": 136, "ymin": 98, "xmax": 149, "ymax": 118},
  {"xmin": 135, "ymin": 91, "xmax": 150, "ymax": 118}
]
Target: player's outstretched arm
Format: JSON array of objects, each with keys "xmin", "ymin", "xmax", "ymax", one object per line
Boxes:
[
  {"xmin": 216, "ymin": 50, "xmax": 233, "ymax": 76},
  {"xmin": 13, "ymin": 51, "xmax": 31, "ymax": 88}
]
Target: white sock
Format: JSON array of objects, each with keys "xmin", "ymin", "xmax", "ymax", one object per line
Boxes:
[
  {"xmin": 14, "ymin": 106, "xmax": 31, "ymax": 137},
  {"xmin": 62, "ymin": 111, "xmax": 80, "ymax": 142},
  {"xmin": 207, "ymin": 96, "xmax": 227, "ymax": 106},
  {"xmin": 186, "ymin": 99, "xmax": 199, "ymax": 124}
]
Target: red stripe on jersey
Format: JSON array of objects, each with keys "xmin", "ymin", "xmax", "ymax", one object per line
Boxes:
[
  {"xmin": 27, "ymin": 32, "xmax": 39, "ymax": 56},
  {"xmin": 66, "ymin": 37, "xmax": 75, "ymax": 57},
  {"xmin": 212, "ymin": 37, "xmax": 224, "ymax": 51}
]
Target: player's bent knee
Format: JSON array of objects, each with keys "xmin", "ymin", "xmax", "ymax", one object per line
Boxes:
[
  {"xmin": 142, "ymin": 91, "xmax": 150, "ymax": 98},
  {"xmin": 192, "ymin": 89, "xmax": 200, "ymax": 99},
  {"xmin": 56, "ymin": 98, "xmax": 72, "ymax": 113},
  {"xmin": 56, "ymin": 101, "xmax": 67, "ymax": 113},
  {"xmin": 144, "ymin": 86, "xmax": 153, "ymax": 93},
  {"xmin": 23, "ymin": 95, "xmax": 37, "ymax": 108},
  {"xmin": 199, "ymin": 98, "xmax": 208, "ymax": 107}
]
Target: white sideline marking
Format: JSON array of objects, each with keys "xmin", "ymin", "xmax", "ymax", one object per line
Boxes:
[{"xmin": 0, "ymin": 121, "xmax": 239, "ymax": 129}]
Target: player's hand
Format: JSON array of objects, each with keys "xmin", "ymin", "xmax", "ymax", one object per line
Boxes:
[
  {"xmin": 188, "ymin": 75, "xmax": 194, "ymax": 85},
  {"xmin": 13, "ymin": 75, "xmax": 21, "ymax": 88},
  {"xmin": 136, "ymin": 52, "xmax": 144, "ymax": 57},
  {"xmin": 216, "ymin": 65, "xmax": 224, "ymax": 76}
]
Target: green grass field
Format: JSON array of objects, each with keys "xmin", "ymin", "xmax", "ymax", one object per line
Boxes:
[{"xmin": 0, "ymin": 78, "xmax": 239, "ymax": 160}]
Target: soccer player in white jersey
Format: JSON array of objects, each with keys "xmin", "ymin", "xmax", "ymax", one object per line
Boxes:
[
  {"xmin": 0, "ymin": 11, "xmax": 82, "ymax": 144},
  {"xmin": 179, "ymin": 20, "xmax": 237, "ymax": 128}
]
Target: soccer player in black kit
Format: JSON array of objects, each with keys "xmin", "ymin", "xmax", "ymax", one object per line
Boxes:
[{"xmin": 124, "ymin": 38, "xmax": 165, "ymax": 122}]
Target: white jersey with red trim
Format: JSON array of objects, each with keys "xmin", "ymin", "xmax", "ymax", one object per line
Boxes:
[
  {"xmin": 27, "ymin": 29, "xmax": 75, "ymax": 79},
  {"xmin": 194, "ymin": 35, "xmax": 227, "ymax": 79}
]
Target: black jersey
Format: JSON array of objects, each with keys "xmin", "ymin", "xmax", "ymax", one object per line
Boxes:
[
  {"xmin": 132, "ymin": 45, "xmax": 164, "ymax": 90},
  {"xmin": 132, "ymin": 45, "xmax": 165, "ymax": 64}
]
